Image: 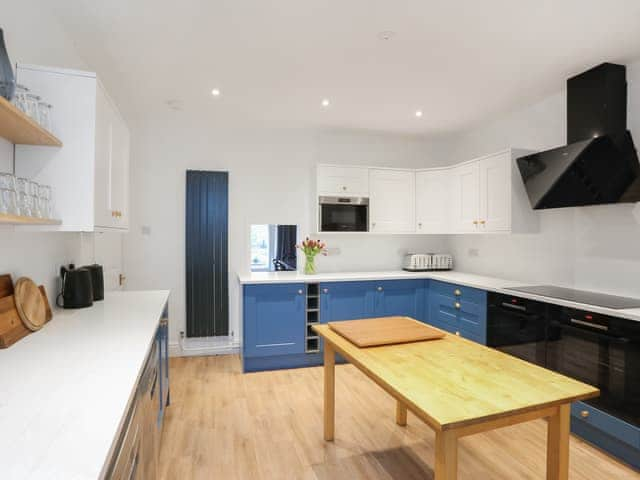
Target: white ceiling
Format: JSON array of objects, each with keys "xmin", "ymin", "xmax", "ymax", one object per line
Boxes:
[{"xmin": 48, "ymin": 0, "xmax": 640, "ymax": 135}]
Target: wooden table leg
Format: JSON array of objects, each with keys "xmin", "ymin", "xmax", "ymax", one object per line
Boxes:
[
  {"xmin": 324, "ymin": 342, "xmax": 335, "ymax": 441},
  {"xmin": 434, "ymin": 430, "xmax": 458, "ymax": 480},
  {"xmin": 547, "ymin": 404, "xmax": 570, "ymax": 480},
  {"xmin": 396, "ymin": 401, "xmax": 407, "ymax": 426}
]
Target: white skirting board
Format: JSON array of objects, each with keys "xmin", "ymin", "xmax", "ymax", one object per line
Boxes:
[{"xmin": 169, "ymin": 336, "xmax": 240, "ymax": 357}]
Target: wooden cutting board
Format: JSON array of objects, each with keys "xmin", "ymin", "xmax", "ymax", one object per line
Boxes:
[
  {"xmin": 328, "ymin": 316, "xmax": 446, "ymax": 348},
  {"xmin": 0, "ymin": 295, "xmax": 31, "ymax": 348},
  {"xmin": 14, "ymin": 277, "xmax": 47, "ymax": 331}
]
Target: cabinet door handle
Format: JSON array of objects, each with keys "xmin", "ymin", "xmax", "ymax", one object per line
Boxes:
[
  {"xmin": 580, "ymin": 410, "xmax": 590, "ymax": 418},
  {"xmin": 455, "ymin": 331, "xmax": 460, "ymax": 336},
  {"xmin": 480, "ymin": 220, "xmax": 486, "ymax": 225},
  {"xmin": 472, "ymin": 220, "xmax": 478, "ymax": 225},
  {"xmin": 454, "ymin": 289, "xmax": 461, "ymax": 296},
  {"xmin": 377, "ymin": 286, "xmax": 383, "ymax": 292},
  {"xmin": 298, "ymin": 289, "xmax": 304, "ymax": 295},
  {"xmin": 418, "ymin": 222, "xmax": 422, "ymax": 228},
  {"xmin": 372, "ymin": 222, "xmax": 376, "ymax": 228},
  {"xmin": 342, "ymin": 185, "xmax": 347, "ymax": 191},
  {"xmin": 454, "ymin": 302, "xmax": 461, "ymax": 310},
  {"xmin": 323, "ymin": 288, "xmax": 328, "ymax": 294}
]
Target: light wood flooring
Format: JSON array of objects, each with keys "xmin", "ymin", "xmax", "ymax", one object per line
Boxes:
[{"xmin": 158, "ymin": 355, "xmax": 640, "ymax": 480}]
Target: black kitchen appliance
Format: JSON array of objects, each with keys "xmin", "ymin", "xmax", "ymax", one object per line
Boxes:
[
  {"xmin": 547, "ymin": 307, "xmax": 640, "ymax": 428},
  {"xmin": 487, "ymin": 291, "xmax": 640, "ymax": 429},
  {"xmin": 57, "ymin": 264, "xmax": 94, "ymax": 309},
  {"xmin": 82, "ymin": 264, "xmax": 104, "ymax": 301},
  {"xmin": 516, "ymin": 63, "xmax": 640, "ymax": 209},
  {"xmin": 507, "ymin": 285, "xmax": 640, "ymax": 309},
  {"xmin": 319, "ymin": 196, "xmax": 368, "ymax": 232},
  {"xmin": 486, "ymin": 292, "xmax": 548, "ymax": 367}
]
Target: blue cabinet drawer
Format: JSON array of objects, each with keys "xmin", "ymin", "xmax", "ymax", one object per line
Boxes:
[
  {"xmin": 243, "ymin": 283, "xmax": 306, "ymax": 358},
  {"xmin": 430, "ymin": 280, "xmax": 486, "ymax": 305},
  {"xmin": 428, "ymin": 293, "xmax": 458, "ymax": 332},
  {"xmin": 571, "ymin": 401, "xmax": 640, "ymax": 449}
]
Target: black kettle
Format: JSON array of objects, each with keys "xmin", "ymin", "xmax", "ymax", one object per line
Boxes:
[
  {"xmin": 57, "ymin": 264, "xmax": 94, "ymax": 309},
  {"xmin": 81, "ymin": 264, "xmax": 104, "ymax": 301}
]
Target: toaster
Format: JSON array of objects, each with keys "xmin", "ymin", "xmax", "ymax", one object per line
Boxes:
[{"xmin": 402, "ymin": 253, "xmax": 453, "ymax": 272}]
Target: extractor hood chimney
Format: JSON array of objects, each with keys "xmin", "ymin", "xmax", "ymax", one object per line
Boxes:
[{"xmin": 516, "ymin": 63, "xmax": 640, "ymax": 209}]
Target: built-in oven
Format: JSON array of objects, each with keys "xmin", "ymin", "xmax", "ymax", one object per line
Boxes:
[
  {"xmin": 546, "ymin": 307, "xmax": 640, "ymax": 428},
  {"xmin": 319, "ymin": 196, "xmax": 368, "ymax": 232},
  {"xmin": 486, "ymin": 292, "xmax": 548, "ymax": 367}
]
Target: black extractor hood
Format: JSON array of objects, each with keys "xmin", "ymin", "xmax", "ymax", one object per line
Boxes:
[{"xmin": 516, "ymin": 63, "xmax": 640, "ymax": 209}]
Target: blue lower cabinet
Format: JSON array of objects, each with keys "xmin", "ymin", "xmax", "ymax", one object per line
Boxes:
[
  {"xmin": 376, "ymin": 280, "xmax": 426, "ymax": 320},
  {"xmin": 320, "ymin": 281, "xmax": 376, "ymax": 322},
  {"xmin": 426, "ymin": 280, "xmax": 487, "ymax": 344},
  {"xmin": 571, "ymin": 401, "xmax": 640, "ymax": 469},
  {"xmin": 243, "ymin": 283, "xmax": 306, "ymax": 358}
]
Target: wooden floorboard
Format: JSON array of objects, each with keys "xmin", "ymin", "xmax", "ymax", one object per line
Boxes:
[{"xmin": 159, "ymin": 355, "xmax": 640, "ymax": 480}]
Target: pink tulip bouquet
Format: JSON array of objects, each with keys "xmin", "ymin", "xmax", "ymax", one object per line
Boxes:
[{"xmin": 297, "ymin": 237, "xmax": 327, "ymax": 274}]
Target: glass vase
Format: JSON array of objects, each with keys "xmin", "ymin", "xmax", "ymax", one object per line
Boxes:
[{"xmin": 304, "ymin": 254, "xmax": 316, "ymax": 275}]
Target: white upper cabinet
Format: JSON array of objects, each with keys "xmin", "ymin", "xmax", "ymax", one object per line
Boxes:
[
  {"xmin": 94, "ymin": 82, "xmax": 130, "ymax": 230},
  {"xmin": 317, "ymin": 165, "xmax": 369, "ymax": 196},
  {"xmin": 369, "ymin": 169, "xmax": 415, "ymax": 233},
  {"xmin": 449, "ymin": 149, "xmax": 538, "ymax": 234},
  {"xmin": 478, "ymin": 151, "xmax": 511, "ymax": 232},
  {"xmin": 415, "ymin": 169, "xmax": 450, "ymax": 233},
  {"xmin": 15, "ymin": 65, "xmax": 129, "ymax": 232},
  {"xmin": 450, "ymin": 162, "xmax": 480, "ymax": 233}
]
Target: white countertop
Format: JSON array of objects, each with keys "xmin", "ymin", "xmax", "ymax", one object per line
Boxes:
[
  {"xmin": 238, "ymin": 270, "xmax": 640, "ymax": 322},
  {"xmin": 0, "ymin": 290, "xmax": 170, "ymax": 480}
]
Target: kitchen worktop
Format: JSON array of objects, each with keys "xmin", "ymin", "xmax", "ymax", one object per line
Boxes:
[
  {"xmin": 0, "ymin": 290, "xmax": 170, "ymax": 480},
  {"xmin": 238, "ymin": 270, "xmax": 640, "ymax": 323}
]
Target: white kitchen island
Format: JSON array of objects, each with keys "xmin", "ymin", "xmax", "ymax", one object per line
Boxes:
[{"xmin": 0, "ymin": 290, "xmax": 170, "ymax": 480}]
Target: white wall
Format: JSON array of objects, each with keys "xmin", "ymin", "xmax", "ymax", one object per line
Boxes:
[
  {"xmin": 0, "ymin": 2, "xmax": 123, "ymax": 299},
  {"xmin": 123, "ymin": 120, "xmax": 447, "ymax": 345},
  {"xmin": 444, "ymin": 58, "xmax": 640, "ymax": 296}
]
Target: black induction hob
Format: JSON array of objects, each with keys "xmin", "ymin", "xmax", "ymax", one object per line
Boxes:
[{"xmin": 505, "ymin": 285, "xmax": 640, "ymax": 309}]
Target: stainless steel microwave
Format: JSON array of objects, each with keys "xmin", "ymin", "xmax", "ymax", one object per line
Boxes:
[{"xmin": 319, "ymin": 196, "xmax": 369, "ymax": 232}]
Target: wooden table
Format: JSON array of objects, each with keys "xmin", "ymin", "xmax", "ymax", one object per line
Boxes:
[{"xmin": 313, "ymin": 322, "xmax": 599, "ymax": 480}]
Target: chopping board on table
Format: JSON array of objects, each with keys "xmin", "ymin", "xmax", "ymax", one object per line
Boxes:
[{"xmin": 328, "ymin": 316, "xmax": 446, "ymax": 348}]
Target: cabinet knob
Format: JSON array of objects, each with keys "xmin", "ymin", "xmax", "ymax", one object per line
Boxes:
[
  {"xmin": 454, "ymin": 302, "xmax": 461, "ymax": 310},
  {"xmin": 342, "ymin": 186, "xmax": 347, "ymax": 191},
  {"xmin": 372, "ymin": 222, "xmax": 376, "ymax": 228},
  {"xmin": 323, "ymin": 288, "xmax": 328, "ymax": 294},
  {"xmin": 472, "ymin": 220, "xmax": 479, "ymax": 225},
  {"xmin": 119, "ymin": 274, "xmax": 126, "ymax": 286},
  {"xmin": 377, "ymin": 286, "xmax": 383, "ymax": 292},
  {"xmin": 298, "ymin": 289, "xmax": 304, "ymax": 295},
  {"xmin": 454, "ymin": 289, "xmax": 461, "ymax": 296},
  {"xmin": 418, "ymin": 223, "xmax": 422, "ymax": 228},
  {"xmin": 479, "ymin": 220, "xmax": 486, "ymax": 225},
  {"xmin": 580, "ymin": 410, "xmax": 590, "ymax": 418},
  {"xmin": 455, "ymin": 331, "xmax": 460, "ymax": 336}
]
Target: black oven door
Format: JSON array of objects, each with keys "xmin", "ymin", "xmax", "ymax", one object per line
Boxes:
[
  {"xmin": 320, "ymin": 198, "xmax": 368, "ymax": 232},
  {"xmin": 546, "ymin": 308, "xmax": 640, "ymax": 428},
  {"xmin": 486, "ymin": 293, "xmax": 548, "ymax": 366}
]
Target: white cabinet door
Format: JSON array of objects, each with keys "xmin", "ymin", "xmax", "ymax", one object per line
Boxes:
[
  {"xmin": 94, "ymin": 83, "xmax": 130, "ymax": 230},
  {"xmin": 415, "ymin": 169, "xmax": 450, "ymax": 233},
  {"xmin": 369, "ymin": 169, "xmax": 415, "ymax": 233},
  {"xmin": 479, "ymin": 152, "xmax": 511, "ymax": 232},
  {"xmin": 110, "ymin": 110, "xmax": 130, "ymax": 230},
  {"xmin": 450, "ymin": 162, "xmax": 480, "ymax": 233},
  {"xmin": 94, "ymin": 83, "xmax": 115, "ymax": 228},
  {"xmin": 317, "ymin": 165, "xmax": 369, "ymax": 196}
]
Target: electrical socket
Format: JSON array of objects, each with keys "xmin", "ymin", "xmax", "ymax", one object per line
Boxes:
[{"xmin": 326, "ymin": 247, "xmax": 341, "ymax": 256}]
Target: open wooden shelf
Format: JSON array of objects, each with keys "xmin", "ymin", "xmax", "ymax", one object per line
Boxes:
[
  {"xmin": 0, "ymin": 214, "xmax": 62, "ymax": 225},
  {"xmin": 0, "ymin": 96, "xmax": 62, "ymax": 146}
]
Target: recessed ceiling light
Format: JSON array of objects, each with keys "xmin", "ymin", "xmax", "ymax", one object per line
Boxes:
[
  {"xmin": 415, "ymin": 110, "xmax": 423, "ymax": 118},
  {"xmin": 321, "ymin": 99, "xmax": 330, "ymax": 107},
  {"xmin": 377, "ymin": 31, "xmax": 397, "ymax": 41},
  {"xmin": 211, "ymin": 88, "xmax": 221, "ymax": 97}
]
